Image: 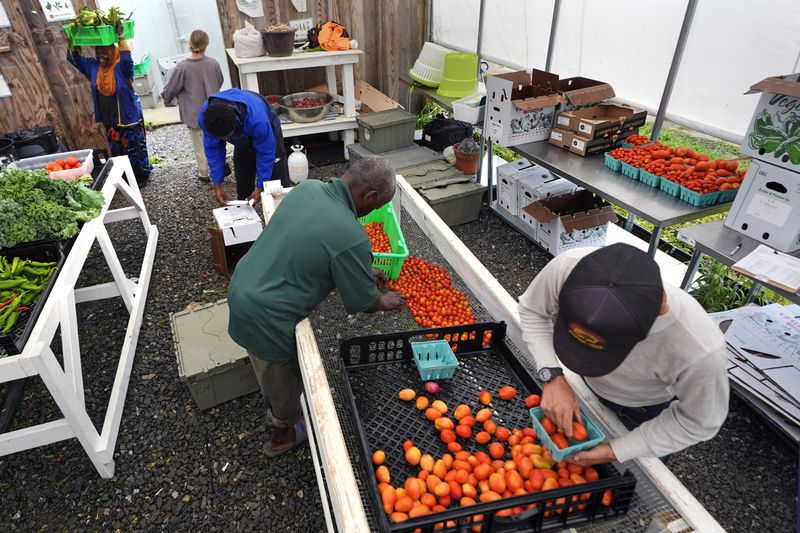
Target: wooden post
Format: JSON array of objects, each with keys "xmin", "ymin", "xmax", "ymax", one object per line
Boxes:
[
  {"xmin": 0, "ymin": 1, "xmax": 66, "ymax": 143},
  {"xmin": 19, "ymin": 0, "xmax": 108, "ymax": 151}
]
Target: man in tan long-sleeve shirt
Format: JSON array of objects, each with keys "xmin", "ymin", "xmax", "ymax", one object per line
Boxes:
[{"xmin": 518, "ymin": 243, "xmax": 729, "ymax": 465}]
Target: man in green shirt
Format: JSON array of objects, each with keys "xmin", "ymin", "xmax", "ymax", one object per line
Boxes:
[{"xmin": 228, "ymin": 157, "xmax": 406, "ymax": 456}]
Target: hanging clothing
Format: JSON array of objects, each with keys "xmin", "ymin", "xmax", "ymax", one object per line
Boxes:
[
  {"xmin": 107, "ymin": 121, "xmax": 152, "ymax": 183},
  {"xmin": 95, "ymin": 45, "xmax": 121, "ymax": 97}
]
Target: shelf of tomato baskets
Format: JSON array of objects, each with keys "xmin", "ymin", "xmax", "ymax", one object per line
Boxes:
[
  {"xmin": 263, "ymin": 179, "xmax": 726, "ymax": 533},
  {"xmin": 0, "ymin": 152, "xmax": 115, "ymax": 434},
  {"xmin": 0, "ymin": 156, "xmax": 157, "ymax": 478},
  {"xmin": 482, "ymin": 140, "xmax": 733, "ymax": 257}
]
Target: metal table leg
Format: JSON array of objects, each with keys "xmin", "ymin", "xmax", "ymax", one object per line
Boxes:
[
  {"xmin": 680, "ymin": 250, "xmax": 703, "ymax": 291},
  {"xmin": 623, "ymin": 213, "xmax": 635, "ymax": 232},
  {"xmin": 647, "ymin": 225, "xmax": 664, "ymax": 257}
]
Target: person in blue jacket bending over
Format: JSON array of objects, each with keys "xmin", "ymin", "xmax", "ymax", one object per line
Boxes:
[{"xmin": 199, "ymin": 88, "xmax": 289, "ymax": 206}]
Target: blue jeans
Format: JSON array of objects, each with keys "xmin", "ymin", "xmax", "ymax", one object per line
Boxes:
[{"xmin": 596, "ymin": 395, "xmax": 675, "ymax": 464}]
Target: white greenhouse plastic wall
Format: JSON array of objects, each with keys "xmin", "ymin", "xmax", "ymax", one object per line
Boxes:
[{"xmin": 432, "ymin": 0, "xmax": 800, "ymax": 143}]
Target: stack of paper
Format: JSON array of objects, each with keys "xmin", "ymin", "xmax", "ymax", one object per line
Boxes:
[
  {"xmin": 710, "ymin": 303, "xmax": 800, "ymax": 442},
  {"xmin": 732, "ymin": 245, "xmax": 800, "ymax": 294}
]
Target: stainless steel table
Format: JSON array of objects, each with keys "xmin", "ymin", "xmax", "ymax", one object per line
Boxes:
[
  {"xmin": 503, "ymin": 141, "xmax": 732, "ymax": 256},
  {"xmin": 676, "ymin": 219, "xmax": 800, "ymax": 305}
]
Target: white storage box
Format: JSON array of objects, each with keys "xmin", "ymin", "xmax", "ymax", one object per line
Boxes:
[
  {"xmin": 9, "ymin": 149, "xmax": 93, "ymax": 181},
  {"xmin": 452, "ymin": 92, "xmax": 486, "ymax": 125},
  {"xmin": 212, "ymin": 203, "xmax": 263, "ymax": 246},
  {"xmin": 522, "ymin": 190, "xmax": 617, "ymax": 256},
  {"xmin": 485, "ymin": 69, "xmax": 560, "ymax": 147},
  {"xmin": 518, "ymin": 170, "xmax": 577, "ymax": 224},
  {"xmin": 724, "ymin": 160, "xmax": 800, "ymax": 252},
  {"xmin": 496, "ymin": 159, "xmax": 534, "ymax": 214},
  {"xmin": 158, "ymin": 53, "xmax": 191, "ymax": 85}
]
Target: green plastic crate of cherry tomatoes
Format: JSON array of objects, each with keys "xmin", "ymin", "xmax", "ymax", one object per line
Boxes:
[{"xmin": 358, "ymin": 202, "xmax": 409, "ymax": 280}]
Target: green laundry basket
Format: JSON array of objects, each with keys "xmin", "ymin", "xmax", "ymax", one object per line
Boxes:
[{"xmin": 436, "ymin": 53, "xmax": 478, "ymax": 99}]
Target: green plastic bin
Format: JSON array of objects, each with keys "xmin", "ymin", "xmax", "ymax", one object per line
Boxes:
[
  {"xmin": 620, "ymin": 161, "xmax": 640, "ymax": 180},
  {"xmin": 603, "ymin": 152, "xmax": 621, "ymax": 172},
  {"xmin": 359, "ymin": 202, "xmax": 409, "ymax": 280},
  {"xmin": 679, "ymin": 186, "xmax": 722, "ymax": 207},
  {"xmin": 133, "ymin": 54, "xmax": 151, "ymax": 76},
  {"xmin": 411, "ymin": 340, "xmax": 459, "ymax": 381},
  {"xmin": 638, "ymin": 169, "xmax": 661, "ymax": 188},
  {"xmin": 357, "ymin": 109, "xmax": 417, "ymax": 154},
  {"xmin": 659, "ymin": 178, "xmax": 681, "ymax": 197},
  {"xmin": 64, "ymin": 19, "xmax": 135, "ymax": 47},
  {"xmin": 530, "ymin": 407, "xmax": 605, "ymax": 461}
]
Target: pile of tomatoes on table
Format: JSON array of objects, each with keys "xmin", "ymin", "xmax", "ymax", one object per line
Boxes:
[
  {"xmin": 372, "ymin": 386, "xmax": 611, "ymax": 526},
  {"xmin": 364, "ymin": 222, "xmax": 393, "ymax": 253},
  {"xmin": 623, "ymin": 133, "xmax": 650, "ymax": 146},
  {"xmin": 609, "ymin": 143, "xmax": 745, "ymax": 195},
  {"xmin": 44, "ymin": 156, "xmax": 82, "ymax": 173}
]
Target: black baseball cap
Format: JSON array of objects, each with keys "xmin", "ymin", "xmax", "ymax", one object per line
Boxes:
[{"xmin": 553, "ymin": 244, "xmax": 663, "ymax": 377}]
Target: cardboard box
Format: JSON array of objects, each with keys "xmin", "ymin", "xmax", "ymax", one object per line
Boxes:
[
  {"xmin": 212, "ymin": 204, "xmax": 263, "ymax": 246},
  {"xmin": 522, "ymin": 190, "xmax": 617, "ymax": 255},
  {"xmin": 549, "ymin": 127, "xmax": 636, "ymax": 157},
  {"xmin": 724, "ymin": 159, "xmax": 800, "ymax": 252},
  {"xmin": 554, "ymin": 103, "xmax": 647, "ymax": 140},
  {"xmin": 558, "ymin": 77, "xmax": 615, "ymax": 112},
  {"xmin": 518, "ymin": 172, "xmax": 578, "ymax": 231},
  {"xmin": 307, "ymin": 80, "xmax": 403, "ymax": 113},
  {"xmin": 208, "ymin": 228, "xmax": 254, "ymax": 277},
  {"xmin": 496, "ymin": 159, "xmax": 535, "ymax": 214},
  {"xmin": 485, "ymin": 69, "xmax": 560, "ymax": 147},
  {"xmin": 740, "ymin": 73, "xmax": 800, "ymax": 173}
]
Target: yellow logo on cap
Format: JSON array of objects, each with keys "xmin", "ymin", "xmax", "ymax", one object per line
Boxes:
[{"xmin": 568, "ymin": 322, "xmax": 607, "ymax": 351}]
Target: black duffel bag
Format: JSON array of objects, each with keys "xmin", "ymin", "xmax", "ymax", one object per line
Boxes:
[{"xmin": 418, "ymin": 114, "xmax": 473, "ymax": 152}]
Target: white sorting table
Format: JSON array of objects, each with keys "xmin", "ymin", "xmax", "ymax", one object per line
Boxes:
[
  {"xmin": 226, "ymin": 48, "xmax": 363, "ymax": 157},
  {"xmin": 262, "ymin": 177, "xmax": 725, "ymax": 533},
  {"xmin": 0, "ymin": 157, "xmax": 158, "ymax": 478}
]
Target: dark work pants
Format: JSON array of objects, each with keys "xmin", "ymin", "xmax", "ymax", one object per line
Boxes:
[
  {"xmin": 596, "ymin": 395, "xmax": 675, "ymax": 464},
  {"xmin": 232, "ymin": 106, "xmax": 290, "ymax": 200},
  {"xmin": 247, "ymin": 352, "xmax": 303, "ymax": 429}
]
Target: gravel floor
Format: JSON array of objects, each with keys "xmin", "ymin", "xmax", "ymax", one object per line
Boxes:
[{"xmin": 0, "ymin": 124, "xmax": 796, "ymax": 532}]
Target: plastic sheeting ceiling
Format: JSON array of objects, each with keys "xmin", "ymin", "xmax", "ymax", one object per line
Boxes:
[{"xmin": 432, "ymin": 0, "xmax": 800, "ymax": 143}]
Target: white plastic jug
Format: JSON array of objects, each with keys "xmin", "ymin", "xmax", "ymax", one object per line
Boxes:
[{"xmin": 288, "ymin": 144, "xmax": 308, "ymax": 184}]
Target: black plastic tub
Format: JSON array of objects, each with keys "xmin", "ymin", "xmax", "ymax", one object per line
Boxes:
[
  {"xmin": 0, "ymin": 136, "xmax": 16, "ymax": 166},
  {"xmin": 0, "ymin": 240, "xmax": 66, "ymax": 356},
  {"xmin": 340, "ymin": 322, "xmax": 637, "ymax": 533},
  {"xmin": 262, "ymin": 29, "xmax": 296, "ymax": 57}
]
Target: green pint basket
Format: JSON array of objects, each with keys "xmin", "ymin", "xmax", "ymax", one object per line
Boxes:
[
  {"xmin": 411, "ymin": 340, "xmax": 459, "ymax": 381},
  {"xmin": 530, "ymin": 407, "xmax": 606, "ymax": 462},
  {"xmin": 358, "ymin": 202, "xmax": 409, "ymax": 280}
]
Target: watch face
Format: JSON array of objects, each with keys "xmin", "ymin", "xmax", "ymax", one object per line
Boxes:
[{"xmin": 539, "ymin": 368, "xmax": 551, "ymax": 382}]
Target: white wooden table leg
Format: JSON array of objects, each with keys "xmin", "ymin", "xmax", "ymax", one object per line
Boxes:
[
  {"xmin": 325, "ymin": 65, "xmax": 337, "ymax": 98},
  {"xmin": 95, "ymin": 224, "xmax": 134, "ymax": 312},
  {"xmin": 343, "ymin": 130, "xmax": 355, "ymax": 159},
  {"xmin": 342, "ymin": 64, "xmax": 356, "ymax": 117},
  {"xmin": 32, "ymin": 346, "xmax": 115, "ymax": 477},
  {"xmin": 243, "ymin": 72, "xmax": 260, "ymax": 92},
  {"xmin": 59, "ymin": 292, "xmax": 84, "ymax": 409}
]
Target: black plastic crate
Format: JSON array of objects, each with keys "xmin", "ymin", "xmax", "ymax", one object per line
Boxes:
[
  {"xmin": 0, "ymin": 240, "xmax": 65, "ymax": 356},
  {"xmin": 341, "ymin": 322, "xmax": 636, "ymax": 533},
  {"xmin": 91, "ymin": 155, "xmax": 113, "ymax": 191}
]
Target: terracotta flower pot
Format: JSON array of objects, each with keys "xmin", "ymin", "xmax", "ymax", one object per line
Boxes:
[{"xmin": 453, "ymin": 143, "xmax": 481, "ymax": 174}]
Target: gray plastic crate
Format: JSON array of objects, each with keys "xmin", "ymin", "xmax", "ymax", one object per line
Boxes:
[
  {"xmin": 418, "ymin": 177, "xmax": 486, "ymax": 226},
  {"xmin": 137, "ymin": 91, "xmax": 160, "ymax": 110},
  {"xmin": 133, "ymin": 67, "xmax": 158, "ymax": 96},
  {"xmin": 171, "ymin": 300, "xmax": 260, "ymax": 410},
  {"xmin": 356, "ymin": 109, "xmax": 417, "ymax": 154}
]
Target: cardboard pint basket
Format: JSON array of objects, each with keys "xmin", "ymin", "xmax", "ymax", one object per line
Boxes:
[{"xmin": 523, "ymin": 190, "xmax": 617, "ymax": 255}]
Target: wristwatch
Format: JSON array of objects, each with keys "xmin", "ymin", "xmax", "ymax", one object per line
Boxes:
[{"xmin": 537, "ymin": 367, "xmax": 563, "ymax": 385}]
